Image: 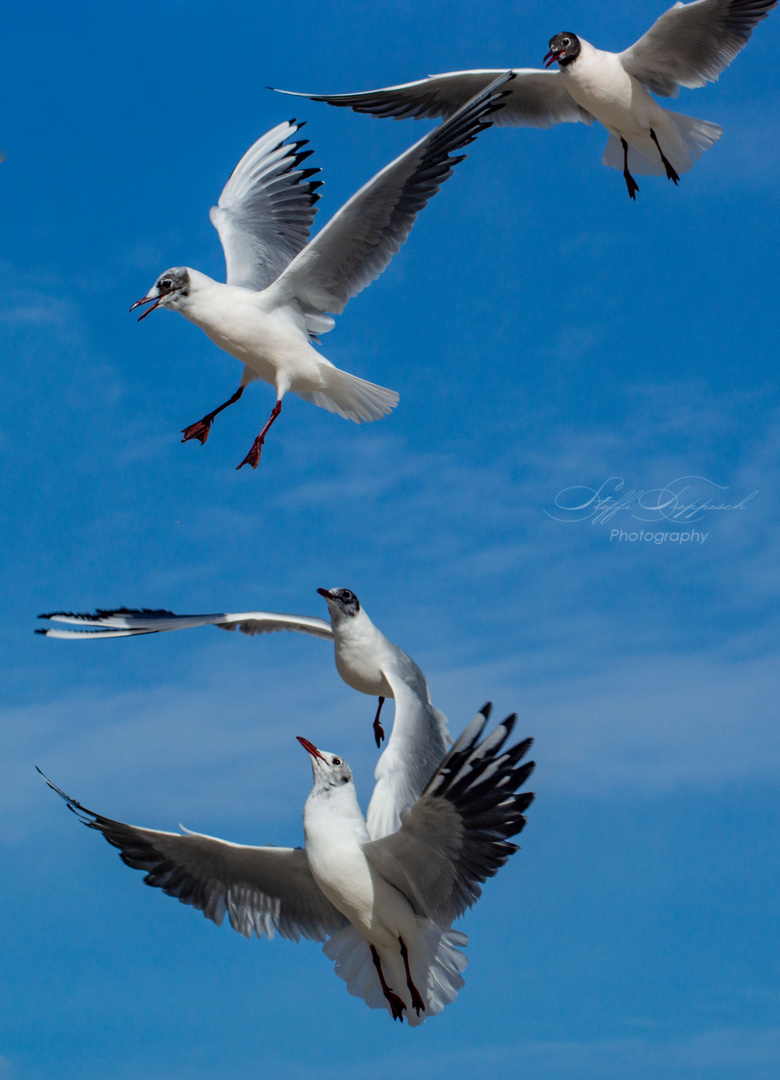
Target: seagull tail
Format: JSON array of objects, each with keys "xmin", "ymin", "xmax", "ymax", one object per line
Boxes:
[
  {"xmin": 298, "ymin": 367, "xmax": 399, "ymax": 423},
  {"xmin": 603, "ymin": 113, "xmax": 723, "ymax": 177},
  {"xmin": 323, "ymin": 921, "xmax": 467, "ymax": 1026}
]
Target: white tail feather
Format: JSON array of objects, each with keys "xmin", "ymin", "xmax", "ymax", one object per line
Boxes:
[
  {"xmin": 299, "ymin": 366, "xmax": 399, "ymax": 423},
  {"xmin": 323, "ymin": 921, "xmax": 468, "ymax": 1026},
  {"xmin": 603, "ymin": 112, "xmax": 723, "ymax": 177}
]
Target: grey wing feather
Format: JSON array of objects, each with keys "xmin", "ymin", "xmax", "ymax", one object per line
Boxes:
[
  {"xmin": 366, "ymin": 670, "xmax": 451, "ymax": 840},
  {"xmin": 266, "ymin": 72, "xmax": 515, "ymax": 320},
  {"xmin": 210, "ymin": 120, "xmax": 322, "ymax": 292},
  {"xmin": 274, "ymin": 68, "xmax": 592, "ymax": 129},
  {"xmin": 37, "ymin": 607, "xmax": 334, "ymax": 641},
  {"xmin": 620, "ymin": 0, "xmax": 777, "ymax": 96},
  {"xmin": 363, "ymin": 705, "xmax": 534, "ymax": 926},
  {"xmin": 40, "ymin": 771, "xmax": 346, "ymax": 942}
]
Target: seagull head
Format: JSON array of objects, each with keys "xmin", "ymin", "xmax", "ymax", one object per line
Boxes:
[
  {"xmin": 544, "ymin": 32, "xmax": 580, "ymax": 68},
  {"xmin": 130, "ymin": 267, "xmax": 192, "ymax": 321},
  {"xmin": 297, "ymin": 736, "xmax": 354, "ymax": 792},
  {"xmin": 317, "ymin": 587, "xmax": 361, "ymax": 622}
]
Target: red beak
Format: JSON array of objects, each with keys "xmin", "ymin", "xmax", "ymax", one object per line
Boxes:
[
  {"xmin": 297, "ymin": 736, "xmax": 326, "ymax": 761},
  {"xmin": 129, "ymin": 295, "xmax": 162, "ymax": 321},
  {"xmin": 317, "ymin": 588, "xmax": 335, "ymax": 601},
  {"xmin": 543, "ymin": 50, "xmax": 559, "ymax": 68}
]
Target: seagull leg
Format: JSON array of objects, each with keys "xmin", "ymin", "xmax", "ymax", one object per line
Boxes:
[
  {"xmin": 621, "ymin": 138, "xmax": 639, "ymax": 200},
  {"xmin": 373, "ymin": 697, "xmax": 386, "ymax": 748},
  {"xmin": 649, "ymin": 128, "xmax": 680, "ymax": 185},
  {"xmin": 237, "ymin": 399, "xmax": 282, "ymax": 470},
  {"xmin": 181, "ymin": 386, "xmax": 244, "ymax": 445},
  {"xmin": 370, "ymin": 945, "xmax": 406, "ymax": 1022},
  {"xmin": 398, "ymin": 936, "xmax": 426, "ymax": 1016}
]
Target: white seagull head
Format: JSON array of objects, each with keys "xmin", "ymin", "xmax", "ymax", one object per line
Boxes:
[
  {"xmin": 317, "ymin": 587, "xmax": 361, "ymax": 622},
  {"xmin": 130, "ymin": 266, "xmax": 194, "ymax": 321},
  {"xmin": 297, "ymin": 736, "xmax": 354, "ymax": 793}
]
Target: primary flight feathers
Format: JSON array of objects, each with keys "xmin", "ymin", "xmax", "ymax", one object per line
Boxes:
[{"xmin": 40, "ymin": 704, "xmax": 534, "ymax": 1025}]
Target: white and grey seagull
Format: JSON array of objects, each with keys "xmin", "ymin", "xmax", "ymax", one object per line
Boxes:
[
  {"xmin": 129, "ymin": 72, "xmax": 513, "ymax": 469},
  {"xmin": 274, "ymin": 0, "xmax": 776, "ymax": 199},
  {"xmin": 39, "ymin": 704, "xmax": 534, "ymax": 1025},
  {"xmin": 38, "ymin": 587, "xmax": 450, "ymax": 838}
]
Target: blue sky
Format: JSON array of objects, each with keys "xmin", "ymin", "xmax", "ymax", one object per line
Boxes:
[{"xmin": 2, "ymin": 0, "xmax": 779, "ymax": 1076}]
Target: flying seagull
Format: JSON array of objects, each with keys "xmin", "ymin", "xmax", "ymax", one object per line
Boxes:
[
  {"xmin": 38, "ymin": 587, "xmax": 450, "ymax": 838},
  {"xmin": 129, "ymin": 72, "xmax": 513, "ymax": 469},
  {"xmin": 39, "ymin": 704, "xmax": 534, "ymax": 1025},
  {"xmin": 274, "ymin": 0, "xmax": 776, "ymax": 198}
]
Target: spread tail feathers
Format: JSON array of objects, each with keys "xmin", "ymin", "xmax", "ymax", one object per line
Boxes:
[
  {"xmin": 299, "ymin": 367, "xmax": 399, "ymax": 423},
  {"xmin": 323, "ymin": 922, "xmax": 467, "ymax": 1026},
  {"xmin": 603, "ymin": 112, "xmax": 722, "ymax": 177}
]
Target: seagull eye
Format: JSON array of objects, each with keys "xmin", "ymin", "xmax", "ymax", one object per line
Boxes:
[
  {"xmin": 562, "ymin": 37, "xmax": 570, "ymax": 46},
  {"xmin": 160, "ymin": 278, "xmax": 173, "ymax": 291},
  {"xmin": 332, "ymin": 757, "xmax": 342, "ymax": 766},
  {"xmin": 341, "ymin": 592, "xmax": 353, "ymax": 602}
]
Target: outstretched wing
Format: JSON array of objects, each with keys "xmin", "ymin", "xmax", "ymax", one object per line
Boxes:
[
  {"xmin": 265, "ymin": 72, "xmax": 514, "ymax": 320},
  {"xmin": 37, "ymin": 606, "xmax": 334, "ymax": 641},
  {"xmin": 40, "ymin": 771, "xmax": 346, "ymax": 942},
  {"xmin": 273, "ymin": 68, "xmax": 592, "ymax": 129},
  {"xmin": 366, "ymin": 670, "xmax": 451, "ymax": 841},
  {"xmin": 620, "ymin": 0, "xmax": 777, "ymax": 97},
  {"xmin": 363, "ymin": 705, "xmax": 534, "ymax": 926},
  {"xmin": 209, "ymin": 120, "xmax": 322, "ymax": 292}
]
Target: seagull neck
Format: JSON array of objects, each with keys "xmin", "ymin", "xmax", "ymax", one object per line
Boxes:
[{"xmin": 303, "ymin": 783, "xmax": 369, "ymax": 847}]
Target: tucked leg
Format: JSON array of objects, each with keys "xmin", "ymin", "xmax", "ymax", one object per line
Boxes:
[
  {"xmin": 181, "ymin": 385, "xmax": 244, "ymax": 444},
  {"xmin": 399, "ymin": 936, "xmax": 425, "ymax": 1016},
  {"xmin": 373, "ymin": 697, "xmax": 386, "ymax": 748},
  {"xmin": 237, "ymin": 399, "xmax": 282, "ymax": 470},
  {"xmin": 370, "ymin": 945, "xmax": 406, "ymax": 1022},
  {"xmin": 621, "ymin": 137, "xmax": 639, "ymax": 201},
  {"xmin": 650, "ymin": 128, "xmax": 680, "ymax": 185}
]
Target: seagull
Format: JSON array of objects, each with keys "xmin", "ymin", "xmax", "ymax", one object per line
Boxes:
[
  {"xmin": 274, "ymin": 0, "xmax": 777, "ymax": 199},
  {"xmin": 39, "ymin": 703, "xmax": 534, "ymax": 1025},
  {"xmin": 38, "ymin": 587, "xmax": 450, "ymax": 838},
  {"xmin": 129, "ymin": 73, "xmax": 513, "ymax": 470}
]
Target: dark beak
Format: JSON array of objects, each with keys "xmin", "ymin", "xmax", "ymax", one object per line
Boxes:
[
  {"xmin": 297, "ymin": 736, "xmax": 326, "ymax": 761},
  {"xmin": 543, "ymin": 50, "xmax": 559, "ymax": 68},
  {"xmin": 317, "ymin": 588, "xmax": 335, "ymax": 601},
  {"xmin": 129, "ymin": 294, "xmax": 162, "ymax": 321}
]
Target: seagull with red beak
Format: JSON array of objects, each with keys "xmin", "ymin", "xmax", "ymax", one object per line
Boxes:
[
  {"xmin": 274, "ymin": 0, "xmax": 776, "ymax": 198},
  {"xmin": 38, "ymin": 586, "xmax": 450, "ymax": 838},
  {"xmin": 129, "ymin": 73, "xmax": 512, "ymax": 469},
  {"xmin": 40, "ymin": 705, "xmax": 535, "ymax": 1025}
]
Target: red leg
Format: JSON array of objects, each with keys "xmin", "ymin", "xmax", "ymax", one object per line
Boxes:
[
  {"xmin": 399, "ymin": 936, "xmax": 425, "ymax": 1016},
  {"xmin": 181, "ymin": 386, "xmax": 244, "ymax": 445},
  {"xmin": 373, "ymin": 697, "xmax": 386, "ymax": 748},
  {"xmin": 237, "ymin": 399, "xmax": 282, "ymax": 471},
  {"xmin": 370, "ymin": 945, "xmax": 406, "ymax": 1022}
]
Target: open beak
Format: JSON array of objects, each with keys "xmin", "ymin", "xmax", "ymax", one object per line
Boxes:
[
  {"xmin": 543, "ymin": 49, "xmax": 559, "ymax": 68},
  {"xmin": 129, "ymin": 294, "xmax": 162, "ymax": 321},
  {"xmin": 317, "ymin": 588, "xmax": 336, "ymax": 601},
  {"xmin": 297, "ymin": 736, "xmax": 327, "ymax": 762}
]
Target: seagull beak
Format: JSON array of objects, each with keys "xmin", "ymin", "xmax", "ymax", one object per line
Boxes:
[
  {"xmin": 129, "ymin": 293, "xmax": 162, "ymax": 321},
  {"xmin": 317, "ymin": 588, "xmax": 336, "ymax": 601},
  {"xmin": 543, "ymin": 49, "xmax": 559, "ymax": 68},
  {"xmin": 297, "ymin": 736, "xmax": 327, "ymax": 762}
]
